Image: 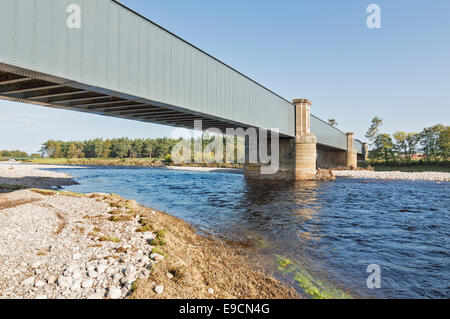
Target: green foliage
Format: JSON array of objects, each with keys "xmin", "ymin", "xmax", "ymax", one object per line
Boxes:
[
  {"xmin": 366, "ymin": 117, "xmax": 449, "ymax": 166},
  {"xmin": 0, "ymin": 150, "xmax": 29, "ymax": 158},
  {"xmin": 365, "ymin": 116, "xmax": 383, "ymax": 145}
]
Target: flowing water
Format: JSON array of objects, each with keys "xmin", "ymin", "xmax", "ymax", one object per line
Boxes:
[{"xmin": 51, "ymin": 166, "xmax": 449, "ymax": 299}]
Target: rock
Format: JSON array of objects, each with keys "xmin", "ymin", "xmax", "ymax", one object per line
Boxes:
[
  {"xmin": 166, "ymin": 272, "xmax": 174, "ymax": 279},
  {"xmin": 22, "ymin": 277, "xmax": 35, "ymax": 286},
  {"xmin": 47, "ymin": 275, "xmax": 56, "ymax": 284},
  {"xmin": 98, "ymin": 259, "xmax": 108, "ymax": 265},
  {"xmin": 34, "ymin": 280, "xmax": 46, "ymax": 288},
  {"xmin": 150, "ymin": 253, "xmax": 164, "ymax": 261},
  {"xmin": 314, "ymin": 169, "xmax": 336, "ymax": 181},
  {"xmin": 154, "ymin": 285, "xmax": 164, "ymax": 294},
  {"xmin": 35, "ymin": 295, "xmax": 47, "ymax": 299},
  {"xmin": 87, "ymin": 292, "xmax": 104, "ymax": 299},
  {"xmin": 30, "ymin": 261, "xmax": 42, "ymax": 269},
  {"xmin": 123, "ymin": 265, "xmax": 136, "ymax": 277},
  {"xmin": 97, "ymin": 264, "xmax": 107, "ymax": 274},
  {"xmin": 113, "ymin": 273, "xmax": 123, "ymax": 282},
  {"xmin": 208, "ymin": 288, "xmax": 215, "ymax": 294},
  {"xmin": 71, "ymin": 279, "xmax": 81, "ymax": 291},
  {"xmin": 88, "ymin": 271, "xmax": 99, "ymax": 279},
  {"xmin": 139, "ymin": 269, "xmax": 151, "ymax": 279},
  {"xmin": 72, "ymin": 269, "xmax": 83, "ymax": 280},
  {"xmin": 81, "ymin": 278, "xmax": 94, "ymax": 288},
  {"xmin": 120, "ymin": 276, "xmax": 133, "ymax": 286},
  {"xmin": 57, "ymin": 276, "xmax": 73, "ymax": 288},
  {"xmin": 72, "ymin": 253, "xmax": 82, "ymax": 260},
  {"xmin": 108, "ymin": 287, "xmax": 122, "ymax": 299}
]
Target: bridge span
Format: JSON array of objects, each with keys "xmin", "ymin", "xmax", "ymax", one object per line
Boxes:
[{"xmin": 0, "ymin": 0, "xmax": 366, "ymax": 180}]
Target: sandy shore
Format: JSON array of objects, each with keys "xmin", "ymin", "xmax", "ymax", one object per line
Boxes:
[
  {"xmin": 0, "ymin": 163, "xmax": 297, "ymax": 299},
  {"xmin": 333, "ymin": 170, "xmax": 450, "ymax": 182}
]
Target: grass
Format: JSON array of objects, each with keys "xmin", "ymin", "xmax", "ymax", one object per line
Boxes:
[
  {"xmin": 0, "ymin": 184, "xmax": 28, "ymax": 191},
  {"xmin": 151, "ymin": 248, "xmax": 167, "ymax": 257},
  {"xmin": 276, "ymin": 255, "xmax": 351, "ymax": 299},
  {"xmin": 97, "ymin": 235, "xmax": 120, "ymax": 243},
  {"xmin": 153, "ymin": 229, "xmax": 167, "ymax": 246},
  {"xmin": 372, "ymin": 165, "xmax": 450, "ymax": 173},
  {"xmin": 30, "ymin": 189, "xmax": 85, "ymax": 197}
]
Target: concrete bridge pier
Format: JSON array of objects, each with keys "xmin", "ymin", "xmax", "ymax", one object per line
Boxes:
[{"xmin": 244, "ymin": 98, "xmax": 318, "ymax": 181}]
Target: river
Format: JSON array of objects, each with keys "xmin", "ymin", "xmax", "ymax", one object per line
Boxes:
[{"xmin": 51, "ymin": 166, "xmax": 449, "ymax": 299}]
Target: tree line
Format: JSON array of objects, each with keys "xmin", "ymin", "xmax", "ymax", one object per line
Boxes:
[
  {"xmin": 0, "ymin": 150, "xmax": 29, "ymax": 158},
  {"xmin": 365, "ymin": 117, "xmax": 449, "ymax": 165},
  {"xmin": 40, "ymin": 138, "xmax": 181, "ymax": 159}
]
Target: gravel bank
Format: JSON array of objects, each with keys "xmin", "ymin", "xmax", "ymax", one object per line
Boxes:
[
  {"xmin": 332, "ymin": 170, "xmax": 450, "ymax": 182},
  {"xmin": 0, "ymin": 163, "xmax": 298, "ymax": 299},
  {"xmin": 0, "ymin": 162, "xmax": 80, "ymax": 189}
]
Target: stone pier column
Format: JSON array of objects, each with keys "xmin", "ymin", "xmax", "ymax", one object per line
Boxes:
[
  {"xmin": 346, "ymin": 132, "xmax": 357, "ymax": 169},
  {"xmin": 361, "ymin": 143, "xmax": 369, "ymax": 161},
  {"xmin": 243, "ymin": 98, "xmax": 317, "ymax": 181},
  {"xmin": 293, "ymin": 99, "xmax": 317, "ymax": 180}
]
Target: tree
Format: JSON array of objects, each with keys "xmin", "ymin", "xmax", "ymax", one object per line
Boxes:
[
  {"xmin": 420, "ymin": 125, "xmax": 444, "ymax": 162},
  {"xmin": 393, "ymin": 131, "xmax": 420, "ymax": 163},
  {"xmin": 437, "ymin": 126, "xmax": 449, "ymax": 161},
  {"xmin": 371, "ymin": 134, "xmax": 395, "ymax": 165},
  {"xmin": 365, "ymin": 117, "xmax": 383, "ymax": 145},
  {"xmin": 328, "ymin": 119, "xmax": 338, "ymax": 127}
]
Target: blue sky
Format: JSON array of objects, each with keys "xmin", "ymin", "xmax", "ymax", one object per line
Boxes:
[{"xmin": 1, "ymin": 0, "xmax": 449, "ymax": 153}]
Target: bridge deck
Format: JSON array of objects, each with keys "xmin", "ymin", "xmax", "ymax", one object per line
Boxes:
[{"xmin": 0, "ymin": 0, "xmax": 362, "ymax": 154}]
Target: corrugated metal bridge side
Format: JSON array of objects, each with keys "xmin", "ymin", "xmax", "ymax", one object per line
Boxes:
[{"xmin": 0, "ymin": 0, "xmax": 362, "ymax": 154}]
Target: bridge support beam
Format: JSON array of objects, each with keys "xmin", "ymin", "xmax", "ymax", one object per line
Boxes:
[{"xmin": 244, "ymin": 98, "xmax": 317, "ymax": 181}]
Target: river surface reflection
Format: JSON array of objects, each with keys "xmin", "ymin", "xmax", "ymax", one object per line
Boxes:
[{"xmin": 53, "ymin": 167, "xmax": 449, "ymax": 298}]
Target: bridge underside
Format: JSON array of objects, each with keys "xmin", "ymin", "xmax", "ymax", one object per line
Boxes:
[{"xmin": 0, "ymin": 64, "xmax": 254, "ymax": 133}]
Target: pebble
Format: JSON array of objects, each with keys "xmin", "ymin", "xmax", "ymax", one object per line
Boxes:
[
  {"xmin": 58, "ymin": 276, "xmax": 73, "ymax": 288},
  {"xmin": 150, "ymin": 253, "xmax": 164, "ymax": 261},
  {"xmin": 97, "ymin": 264, "xmax": 108, "ymax": 274},
  {"xmin": 30, "ymin": 261, "xmax": 42, "ymax": 269},
  {"xmin": 34, "ymin": 280, "xmax": 46, "ymax": 288},
  {"xmin": 72, "ymin": 253, "xmax": 82, "ymax": 260},
  {"xmin": 166, "ymin": 272, "xmax": 174, "ymax": 279},
  {"xmin": 88, "ymin": 271, "xmax": 99, "ymax": 279},
  {"xmin": 154, "ymin": 285, "xmax": 164, "ymax": 294},
  {"xmin": 35, "ymin": 295, "xmax": 48, "ymax": 299},
  {"xmin": 208, "ymin": 288, "xmax": 215, "ymax": 294},
  {"xmin": 22, "ymin": 277, "xmax": 35, "ymax": 286},
  {"xmin": 81, "ymin": 279, "xmax": 94, "ymax": 288},
  {"xmin": 108, "ymin": 287, "xmax": 122, "ymax": 299}
]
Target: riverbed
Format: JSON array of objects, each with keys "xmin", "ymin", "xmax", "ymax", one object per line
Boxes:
[{"xmin": 42, "ymin": 165, "xmax": 449, "ymax": 299}]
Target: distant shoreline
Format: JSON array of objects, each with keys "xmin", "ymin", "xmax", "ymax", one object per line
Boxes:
[{"xmin": 2, "ymin": 160, "xmax": 449, "ymax": 182}]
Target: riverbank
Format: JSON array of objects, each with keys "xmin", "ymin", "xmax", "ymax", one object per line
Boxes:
[
  {"xmin": 332, "ymin": 169, "xmax": 450, "ymax": 182},
  {"xmin": 0, "ymin": 164, "xmax": 298, "ymax": 299}
]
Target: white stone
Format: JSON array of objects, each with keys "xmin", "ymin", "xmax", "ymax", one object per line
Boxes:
[
  {"xmin": 22, "ymin": 277, "xmax": 35, "ymax": 286},
  {"xmin": 30, "ymin": 261, "xmax": 42, "ymax": 269},
  {"xmin": 150, "ymin": 253, "xmax": 164, "ymax": 261},
  {"xmin": 154, "ymin": 285, "xmax": 164, "ymax": 294},
  {"xmin": 166, "ymin": 272, "xmax": 174, "ymax": 279},
  {"xmin": 82, "ymin": 278, "xmax": 94, "ymax": 288},
  {"xmin": 113, "ymin": 273, "xmax": 123, "ymax": 282},
  {"xmin": 47, "ymin": 275, "xmax": 56, "ymax": 284},
  {"xmin": 34, "ymin": 280, "xmax": 46, "ymax": 288},
  {"xmin": 123, "ymin": 265, "xmax": 136, "ymax": 277},
  {"xmin": 208, "ymin": 288, "xmax": 215, "ymax": 294},
  {"xmin": 72, "ymin": 253, "xmax": 82, "ymax": 260},
  {"xmin": 35, "ymin": 295, "xmax": 47, "ymax": 299},
  {"xmin": 72, "ymin": 269, "xmax": 83, "ymax": 280},
  {"xmin": 97, "ymin": 264, "xmax": 107, "ymax": 274},
  {"xmin": 57, "ymin": 276, "xmax": 73, "ymax": 288},
  {"xmin": 88, "ymin": 271, "xmax": 99, "ymax": 278},
  {"xmin": 108, "ymin": 287, "xmax": 122, "ymax": 299}
]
